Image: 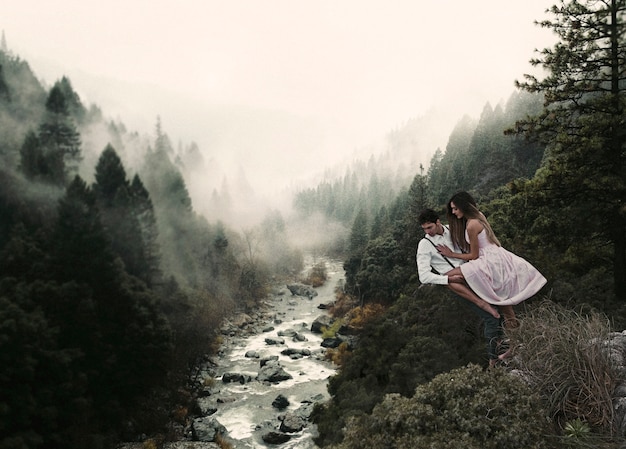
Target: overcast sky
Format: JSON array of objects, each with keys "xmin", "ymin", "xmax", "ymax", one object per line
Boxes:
[{"xmin": 3, "ymin": 0, "xmax": 556, "ymax": 193}]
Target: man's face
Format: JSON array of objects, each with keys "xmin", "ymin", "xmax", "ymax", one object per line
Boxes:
[{"xmin": 421, "ymin": 220, "xmax": 441, "ymax": 237}]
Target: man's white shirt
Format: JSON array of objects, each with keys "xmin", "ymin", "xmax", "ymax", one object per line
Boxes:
[{"xmin": 416, "ymin": 226, "xmax": 463, "ymax": 285}]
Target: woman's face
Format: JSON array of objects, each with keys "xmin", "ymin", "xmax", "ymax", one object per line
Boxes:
[{"xmin": 450, "ymin": 201, "xmax": 464, "ymax": 219}]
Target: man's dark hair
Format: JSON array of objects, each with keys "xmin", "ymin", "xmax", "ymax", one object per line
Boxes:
[{"xmin": 418, "ymin": 208, "xmax": 440, "ymax": 225}]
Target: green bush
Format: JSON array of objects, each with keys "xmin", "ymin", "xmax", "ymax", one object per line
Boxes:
[
  {"xmin": 313, "ymin": 288, "xmax": 490, "ymax": 447},
  {"xmin": 331, "ymin": 364, "xmax": 553, "ymax": 449}
]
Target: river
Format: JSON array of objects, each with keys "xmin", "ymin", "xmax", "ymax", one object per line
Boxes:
[{"xmin": 199, "ymin": 257, "xmax": 343, "ymax": 449}]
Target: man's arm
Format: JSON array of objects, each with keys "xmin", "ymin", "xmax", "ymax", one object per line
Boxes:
[{"xmin": 416, "ymin": 239, "xmax": 449, "ymax": 285}]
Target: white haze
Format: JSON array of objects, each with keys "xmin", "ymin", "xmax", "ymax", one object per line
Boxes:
[{"xmin": 3, "ymin": 0, "xmax": 555, "ymax": 227}]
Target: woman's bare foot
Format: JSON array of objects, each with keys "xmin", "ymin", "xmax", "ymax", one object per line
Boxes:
[
  {"xmin": 498, "ymin": 348, "xmax": 512, "ymax": 361},
  {"xmin": 481, "ymin": 302, "xmax": 500, "ymax": 319}
]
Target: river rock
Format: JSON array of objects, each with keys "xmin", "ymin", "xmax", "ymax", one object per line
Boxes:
[
  {"xmin": 311, "ymin": 315, "xmax": 334, "ymax": 333},
  {"xmin": 278, "ymin": 328, "xmax": 297, "ymax": 337},
  {"xmin": 191, "ymin": 417, "xmax": 227, "ymax": 442},
  {"xmin": 272, "ymin": 394, "xmax": 290, "ymax": 409},
  {"xmin": 221, "ymin": 372, "xmax": 252, "ymax": 384},
  {"xmin": 262, "ymin": 431, "xmax": 291, "ymax": 444},
  {"xmin": 260, "ymin": 355, "xmax": 279, "ymax": 367},
  {"xmin": 281, "ymin": 347, "xmax": 311, "ymax": 357},
  {"xmin": 321, "ymin": 337, "xmax": 343, "ymax": 348},
  {"xmin": 257, "ymin": 360, "xmax": 293, "ymax": 383},
  {"xmin": 265, "ymin": 337, "xmax": 285, "ymax": 345},
  {"xmin": 293, "ymin": 332, "xmax": 307, "ymax": 342},
  {"xmin": 279, "ymin": 411, "xmax": 306, "ymax": 433},
  {"xmin": 286, "ymin": 283, "xmax": 318, "ymax": 299},
  {"xmin": 245, "ymin": 350, "xmax": 259, "ymax": 358}
]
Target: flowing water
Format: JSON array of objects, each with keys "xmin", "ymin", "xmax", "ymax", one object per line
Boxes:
[{"xmin": 203, "ymin": 257, "xmax": 343, "ymax": 449}]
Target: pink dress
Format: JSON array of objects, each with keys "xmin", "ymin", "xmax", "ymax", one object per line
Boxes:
[{"xmin": 460, "ymin": 230, "xmax": 547, "ymax": 306}]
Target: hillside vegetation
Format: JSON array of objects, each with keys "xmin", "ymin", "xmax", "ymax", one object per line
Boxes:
[
  {"xmin": 0, "ymin": 46, "xmax": 302, "ymax": 449},
  {"xmin": 303, "ymin": 2, "xmax": 626, "ymax": 448}
]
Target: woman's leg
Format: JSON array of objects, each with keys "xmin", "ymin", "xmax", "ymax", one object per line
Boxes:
[
  {"xmin": 447, "ymin": 281, "xmax": 500, "ymax": 319},
  {"xmin": 500, "ymin": 305, "xmax": 519, "ymax": 329}
]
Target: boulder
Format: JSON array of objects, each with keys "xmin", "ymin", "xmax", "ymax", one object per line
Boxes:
[
  {"xmin": 260, "ymin": 355, "xmax": 279, "ymax": 367},
  {"xmin": 191, "ymin": 417, "xmax": 226, "ymax": 442},
  {"xmin": 272, "ymin": 394, "xmax": 290, "ymax": 410},
  {"xmin": 286, "ymin": 283, "xmax": 318, "ymax": 299},
  {"xmin": 262, "ymin": 431, "xmax": 291, "ymax": 444},
  {"xmin": 221, "ymin": 372, "xmax": 251, "ymax": 384},
  {"xmin": 311, "ymin": 315, "xmax": 334, "ymax": 334},
  {"xmin": 279, "ymin": 411, "xmax": 306, "ymax": 433},
  {"xmin": 257, "ymin": 360, "xmax": 293, "ymax": 383}
]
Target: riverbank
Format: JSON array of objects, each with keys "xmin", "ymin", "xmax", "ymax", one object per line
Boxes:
[{"xmin": 119, "ymin": 257, "xmax": 344, "ymax": 449}]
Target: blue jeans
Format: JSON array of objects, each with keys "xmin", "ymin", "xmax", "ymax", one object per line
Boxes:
[{"xmin": 456, "ymin": 297, "xmax": 504, "ymax": 361}]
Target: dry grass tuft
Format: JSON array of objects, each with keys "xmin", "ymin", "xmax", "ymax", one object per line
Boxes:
[{"xmin": 507, "ymin": 300, "xmax": 620, "ymax": 434}]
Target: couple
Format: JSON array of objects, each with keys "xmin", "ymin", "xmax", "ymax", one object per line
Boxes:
[{"xmin": 416, "ymin": 191, "xmax": 547, "ymax": 366}]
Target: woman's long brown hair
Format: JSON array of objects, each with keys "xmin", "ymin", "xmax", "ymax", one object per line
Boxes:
[{"xmin": 446, "ymin": 191, "xmax": 501, "ymax": 252}]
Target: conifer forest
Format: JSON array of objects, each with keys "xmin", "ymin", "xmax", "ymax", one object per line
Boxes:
[{"xmin": 1, "ymin": 1, "xmax": 626, "ymax": 448}]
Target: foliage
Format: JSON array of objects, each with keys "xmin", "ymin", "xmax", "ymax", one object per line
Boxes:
[
  {"xmin": 313, "ymin": 289, "xmax": 490, "ymax": 447},
  {"xmin": 321, "ymin": 318, "xmax": 344, "ymax": 339},
  {"xmin": 510, "ymin": 0, "xmax": 626, "ymax": 299},
  {"xmin": 0, "ymin": 45, "xmax": 282, "ymax": 449},
  {"xmin": 329, "ymin": 364, "xmax": 553, "ymax": 449},
  {"xmin": 303, "ymin": 261, "xmax": 328, "ymax": 287},
  {"xmin": 426, "ymin": 92, "xmax": 544, "ymax": 206},
  {"xmin": 506, "ymin": 300, "xmax": 619, "ymax": 434},
  {"xmin": 325, "ymin": 341, "xmax": 351, "ymax": 366},
  {"xmin": 347, "ymin": 303, "xmax": 386, "ymax": 330}
]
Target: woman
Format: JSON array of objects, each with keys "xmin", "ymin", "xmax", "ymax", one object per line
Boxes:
[{"xmin": 437, "ymin": 191, "xmax": 547, "ymax": 329}]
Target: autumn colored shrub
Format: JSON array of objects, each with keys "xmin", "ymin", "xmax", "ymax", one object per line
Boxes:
[
  {"xmin": 329, "ymin": 288, "xmax": 359, "ymax": 318},
  {"xmin": 325, "ymin": 341, "xmax": 351, "ymax": 366},
  {"xmin": 348, "ymin": 303, "xmax": 386, "ymax": 330},
  {"xmin": 303, "ymin": 261, "xmax": 328, "ymax": 287}
]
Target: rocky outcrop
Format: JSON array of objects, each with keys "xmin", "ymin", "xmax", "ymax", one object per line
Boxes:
[
  {"xmin": 607, "ymin": 331, "xmax": 626, "ymax": 437},
  {"xmin": 191, "ymin": 417, "xmax": 226, "ymax": 442}
]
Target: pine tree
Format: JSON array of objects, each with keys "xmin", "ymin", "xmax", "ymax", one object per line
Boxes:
[
  {"xmin": 93, "ymin": 144, "xmax": 128, "ymax": 206},
  {"xmin": 38, "ymin": 83, "xmax": 82, "ymax": 185},
  {"xmin": 130, "ymin": 174, "xmax": 162, "ymax": 285},
  {"xmin": 51, "ymin": 175, "xmax": 116, "ymax": 287},
  {"xmin": 512, "ymin": 0, "xmax": 626, "ymax": 299}
]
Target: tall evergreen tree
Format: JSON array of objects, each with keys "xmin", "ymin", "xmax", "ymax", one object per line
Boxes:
[
  {"xmin": 130, "ymin": 173, "xmax": 162, "ymax": 286},
  {"xmin": 93, "ymin": 145, "xmax": 155, "ymax": 285},
  {"xmin": 93, "ymin": 144, "xmax": 128, "ymax": 206},
  {"xmin": 512, "ymin": 0, "xmax": 626, "ymax": 299},
  {"xmin": 37, "ymin": 83, "xmax": 82, "ymax": 185}
]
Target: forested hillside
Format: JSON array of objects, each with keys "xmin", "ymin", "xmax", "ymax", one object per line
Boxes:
[
  {"xmin": 0, "ymin": 46, "xmax": 302, "ymax": 449},
  {"xmin": 307, "ymin": 1, "xmax": 626, "ymax": 448}
]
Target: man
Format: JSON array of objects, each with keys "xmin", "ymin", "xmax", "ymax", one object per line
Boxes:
[{"xmin": 416, "ymin": 208, "xmax": 506, "ymax": 366}]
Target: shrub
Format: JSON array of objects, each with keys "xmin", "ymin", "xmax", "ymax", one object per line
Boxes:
[
  {"xmin": 330, "ymin": 364, "xmax": 553, "ymax": 449},
  {"xmin": 321, "ymin": 319, "xmax": 344, "ymax": 339},
  {"xmin": 325, "ymin": 341, "xmax": 351, "ymax": 366},
  {"xmin": 348, "ymin": 303, "xmax": 386, "ymax": 330},
  {"xmin": 303, "ymin": 261, "xmax": 328, "ymax": 287},
  {"xmin": 506, "ymin": 300, "xmax": 619, "ymax": 435},
  {"xmin": 314, "ymin": 288, "xmax": 491, "ymax": 447}
]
